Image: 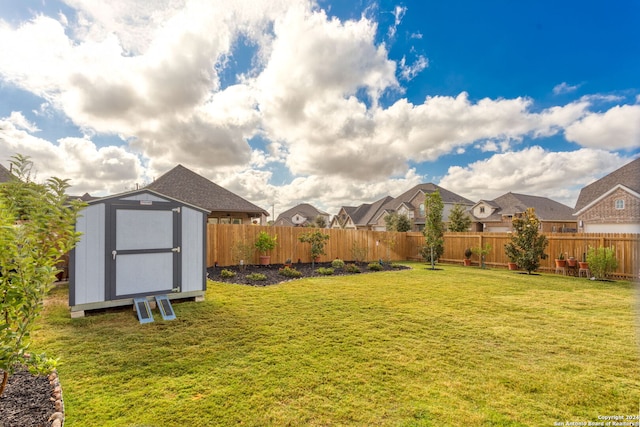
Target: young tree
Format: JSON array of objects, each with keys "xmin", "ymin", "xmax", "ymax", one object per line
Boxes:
[
  {"xmin": 312, "ymin": 215, "xmax": 327, "ymax": 228},
  {"xmin": 384, "ymin": 212, "xmax": 412, "ymax": 232},
  {"xmin": 422, "ymin": 191, "xmax": 445, "ymax": 270},
  {"xmin": 503, "ymin": 208, "xmax": 548, "ymax": 274},
  {"xmin": 298, "ymin": 230, "xmax": 330, "ymax": 268},
  {"xmin": 448, "ymin": 203, "xmax": 472, "ymax": 232},
  {"xmin": 0, "ymin": 155, "xmax": 85, "ymax": 396}
]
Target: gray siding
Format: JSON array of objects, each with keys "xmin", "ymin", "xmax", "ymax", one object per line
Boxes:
[
  {"xmin": 181, "ymin": 206, "xmax": 205, "ymax": 292},
  {"xmin": 121, "ymin": 193, "xmax": 170, "ymax": 202},
  {"xmin": 73, "ymin": 204, "xmax": 106, "ymax": 305}
]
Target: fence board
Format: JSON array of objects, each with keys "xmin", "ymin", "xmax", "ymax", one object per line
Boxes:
[{"xmin": 206, "ymin": 225, "xmax": 639, "ymax": 280}]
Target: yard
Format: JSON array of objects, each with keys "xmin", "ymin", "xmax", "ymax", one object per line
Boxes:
[{"xmin": 32, "ymin": 263, "xmax": 639, "ymax": 426}]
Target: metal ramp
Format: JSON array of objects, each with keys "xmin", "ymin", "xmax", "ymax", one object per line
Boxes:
[
  {"xmin": 154, "ymin": 295, "xmax": 176, "ymax": 320},
  {"xmin": 134, "ymin": 297, "xmax": 154, "ymax": 324}
]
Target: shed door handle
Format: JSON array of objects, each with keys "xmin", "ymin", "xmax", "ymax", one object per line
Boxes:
[{"xmin": 112, "ymin": 250, "xmax": 117, "ymax": 260}]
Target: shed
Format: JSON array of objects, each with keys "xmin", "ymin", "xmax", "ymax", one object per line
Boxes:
[{"xmin": 69, "ymin": 189, "xmax": 209, "ymax": 317}]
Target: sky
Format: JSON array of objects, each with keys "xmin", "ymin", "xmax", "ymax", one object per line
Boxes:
[{"xmin": 0, "ymin": 0, "xmax": 638, "ymax": 219}]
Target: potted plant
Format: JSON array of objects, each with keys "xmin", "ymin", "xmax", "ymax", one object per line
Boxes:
[
  {"xmin": 555, "ymin": 253, "xmax": 566, "ymax": 268},
  {"xmin": 463, "ymin": 248, "xmax": 473, "ymax": 266},
  {"xmin": 254, "ymin": 231, "xmax": 277, "ymax": 265}
]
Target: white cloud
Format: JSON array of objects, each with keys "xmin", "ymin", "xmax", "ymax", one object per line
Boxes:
[
  {"xmin": 399, "ymin": 55, "xmax": 429, "ymax": 81},
  {"xmin": 553, "ymin": 82, "xmax": 581, "ymax": 95},
  {"xmin": 564, "ymin": 104, "xmax": 640, "ymax": 150},
  {"xmin": 438, "ymin": 147, "xmax": 632, "ymax": 207}
]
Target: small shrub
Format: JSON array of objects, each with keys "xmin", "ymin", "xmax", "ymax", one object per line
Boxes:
[
  {"xmin": 246, "ymin": 273, "xmax": 267, "ymax": 281},
  {"xmin": 316, "ymin": 267, "xmax": 334, "ymax": 275},
  {"xmin": 390, "ymin": 263, "xmax": 403, "ymax": 269},
  {"xmin": 368, "ymin": 262, "xmax": 383, "ymax": 271},
  {"xmin": 345, "ymin": 263, "xmax": 361, "ymax": 273},
  {"xmin": 220, "ymin": 269, "xmax": 236, "ymax": 278},
  {"xmin": 279, "ymin": 266, "xmax": 302, "ymax": 278},
  {"xmin": 586, "ymin": 246, "xmax": 618, "ymax": 279},
  {"xmin": 331, "ymin": 259, "xmax": 345, "ymax": 269}
]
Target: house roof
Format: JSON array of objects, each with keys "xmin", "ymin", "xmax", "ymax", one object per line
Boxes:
[
  {"xmin": 146, "ymin": 164, "xmax": 268, "ymax": 215},
  {"xmin": 275, "ymin": 203, "xmax": 329, "ymax": 224},
  {"xmin": 476, "ymin": 192, "xmax": 575, "ymax": 222},
  {"xmin": 86, "ymin": 188, "xmax": 210, "ymax": 213},
  {"xmin": 574, "ymin": 157, "xmax": 640, "ymax": 213},
  {"xmin": 0, "ymin": 164, "xmax": 13, "ymax": 183},
  {"xmin": 382, "ymin": 183, "xmax": 475, "ymax": 212},
  {"xmin": 349, "ymin": 196, "xmax": 394, "ymax": 226}
]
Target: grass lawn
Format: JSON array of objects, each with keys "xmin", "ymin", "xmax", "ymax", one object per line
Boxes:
[{"xmin": 33, "ymin": 263, "xmax": 639, "ymax": 426}]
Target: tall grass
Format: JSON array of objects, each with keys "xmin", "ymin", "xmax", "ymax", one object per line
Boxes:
[{"xmin": 33, "ymin": 264, "xmax": 639, "ymax": 426}]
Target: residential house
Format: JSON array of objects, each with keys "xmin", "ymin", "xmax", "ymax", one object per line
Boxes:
[
  {"xmin": 274, "ymin": 203, "xmax": 330, "ymax": 227},
  {"xmin": 146, "ymin": 164, "xmax": 269, "ymax": 225},
  {"xmin": 375, "ymin": 183, "xmax": 475, "ymax": 232},
  {"xmin": 573, "ymin": 157, "xmax": 640, "ymax": 233},
  {"xmin": 330, "ymin": 196, "xmax": 394, "ymax": 230},
  {"xmin": 471, "ymin": 192, "xmax": 576, "ymax": 232}
]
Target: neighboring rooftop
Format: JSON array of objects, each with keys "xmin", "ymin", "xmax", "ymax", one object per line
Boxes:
[
  {"xmin": 574, "ymin": 157, "xmax": 640, "ymax": 213},
  {"xmin": 478, "ymin": 192, "xmax": 575, "ymax": 222},
  {"xmin": 146, "ymin": 164, "xmax": 268, "ymax": 215}
]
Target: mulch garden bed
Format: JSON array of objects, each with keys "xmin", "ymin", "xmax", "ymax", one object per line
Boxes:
[
  {"xmin": 0, "ymin": 369, "xmax": 62, "ymax": 427},
  {"xmin": 207, "ymin": 261, "xmax": 410, "ymax": 286}
]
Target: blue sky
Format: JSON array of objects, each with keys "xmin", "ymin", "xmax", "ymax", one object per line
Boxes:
[{"xmin": 0, "ymin": 0, "xmax": 638, "ymax": 217}]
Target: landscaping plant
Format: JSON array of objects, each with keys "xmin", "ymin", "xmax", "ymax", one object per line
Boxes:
[
  {"xmin": 585, "ymin": 246, "xmax": 618, "ymax": 280},
  {"xmin": 0, "ymin": 155, "xmax": 84, "ymax": 396},
  {"xmin": 422, "ymin": 190, "xmax": 444, "ymax": 270},
  {"xmin": 503, "ymin": 208, "xmax": 548, "ymax": 274},
  {"xmin": 448, "ymin": 203, "xmax": 472, "ymax": 232},
  {"xmin": 298, "ymin": 230, "xmax": 330, "ymax": 268}
]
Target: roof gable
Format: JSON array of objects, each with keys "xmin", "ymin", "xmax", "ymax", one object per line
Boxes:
[
  {"xmin": 382, "ymin": 183, "xmax": 474, "ymax": 212},
  {"xmin": 574, "ymin": 157, "xmax": 640, "ymax": 212},
  {"xmin": 574, "ymin": 184, "xmax": 640, "ymax": 216},
  {"xmin": 275, "ymin": 203, "xmax": 329, "ymax": 224},
  {"xmin": 146, "ymin": 165, "xmax": 267, "ymax": 215},
  {"xmin": 480, "ymin": 192, "xmax": 574, "ymax": 221}
]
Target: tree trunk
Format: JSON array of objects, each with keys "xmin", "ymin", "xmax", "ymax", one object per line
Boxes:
[{"xmin": 0, "ymin": 371, "xmax": 8, "ymax": 397}]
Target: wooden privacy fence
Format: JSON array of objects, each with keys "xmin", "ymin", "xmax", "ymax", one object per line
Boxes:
[{"xmin": 206, "ymin": 225, "xmax": 640, "ymax": 280}]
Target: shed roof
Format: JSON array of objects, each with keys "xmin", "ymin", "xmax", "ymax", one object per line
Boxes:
[
  {"xmin": 86, "ymin": 188, "xmax": 210, "ymax": 213},
  {"xmin": 573, "ymin": 157, "xmax": 640, "ymax": 212},
  {"xmin": 0, "ymin": 164, "xmax": 13, "ymax": 183},
  {"xmin": 146, "ymin": 164, "xmax": 268, "ymax": 215}
]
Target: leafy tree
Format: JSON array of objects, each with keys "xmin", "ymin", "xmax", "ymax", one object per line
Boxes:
[
  {"xmin": 448, "ymin": 203, "xmax": 472, "ymax": 232},
  {"xmin": 312, "ymin": 215, "xmax": 327, "ymax": 228},
  {"xmin": 503, "ymin": 208, "xmax": 548, "ymax": 274},
  {"xmin": 422, "ymin": 191, "xmax": 445, "ymax": 270},
  {"xmin": 385, "ymin": 212, "xmax": 412, "ymax": 232},
  {"xmin": 0, "ymin": 155, "xmax": 85, "ymax": 396},
  {"xmin": 298, "ymin": 230, "xmax": 330, "ymax": 268}
]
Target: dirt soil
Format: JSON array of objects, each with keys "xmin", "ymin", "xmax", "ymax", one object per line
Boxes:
[
  {"xmin": 207, "ymin": 261, "xmax": 410, "ymax": 286},
  {"xmin": 0, "ymin": 369, "xmax": 56, "ymax": 427}
]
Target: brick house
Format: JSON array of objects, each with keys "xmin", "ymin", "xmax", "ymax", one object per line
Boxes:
[
  {"xmin": 274, "ymin": 203, "xmax": 330, "ymax": 227},
  {"xmin": 573, "ymin": 157, "xmax": 640, "ymax": 233}
]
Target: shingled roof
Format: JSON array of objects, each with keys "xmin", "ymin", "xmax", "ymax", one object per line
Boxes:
[
  {"xmin": 478, "ymin": 192, "xmax": 574, "ymax": 222},
  {"xmin": 574, "ymin": 157, "xmax": 640, "ymax": 213},
  {"xmin": 382, "ymin": 183, "xmax": 474, "ymax": 211},
  {"xmin": 0, "ymin": 164, "xmax": 13, "ymax": 183},
  {"xmin": 275, "ymin": 203, "xmax": 329, "ymax": 226},
  {"xmin": 349, "ymin": 196, "xmax": 394, "ymax": 226},
  {"xmin": 146, "ymin": 164, "xmax": 268, "ymax": 215}
]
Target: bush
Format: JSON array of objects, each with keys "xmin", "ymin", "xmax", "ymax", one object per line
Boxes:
[
  {"xmin": 331, "ymin": 259, "xmax": 345, "ymax": 269},
  {"xmin": 586, "ymin": 246, "xmax": 618, "ymax": 279},
  {"xmin": 246, "ymin": 273, "xmax": 267, "ymax": 281},
  {"xmin": 390, "ymin": 263, "xmax": 404, "ymax": 269},
  {"xmin": 345, "ymin": 263, "xmax": 361, "ymax": 273},
  {"xmin": 220, "ymin": 269, "xmax": 236, "ymax": 278},
  {"xmin": 368, "ymin": 262, "xmax": 383, "ymax": 271},
  {"xmin": 316, "ymin": 267, "xmax": 334, "ymax": 275},
  {"xmin": 279, "ymin": 266, "xmax": 302, "ymax": 278}
]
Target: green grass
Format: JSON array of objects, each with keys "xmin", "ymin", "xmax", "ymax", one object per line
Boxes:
[{"xmin": 33, "ymin": 264, "xmax": 640, "ymax": 426}]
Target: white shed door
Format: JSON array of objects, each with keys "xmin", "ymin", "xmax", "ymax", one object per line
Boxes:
[{"xmin": 108, "ymin": 205, "xmax": 180, "ymax": 299}]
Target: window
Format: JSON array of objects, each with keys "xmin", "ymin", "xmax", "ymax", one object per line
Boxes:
[
  {"xmin": 479, "ymin": 207, "xmax": 485, "ymax": 214},
  {"xmin": 232, "ymin": 218, "xmax": 242, "ymax": 224},
  {"xmin": 419, "ymin": 203, "xmax": 425, "ymax": 216},
  {"xmin": 615, "ymin": 199, "xmax": 625, "ymax": 209},
  {"xmin": 207, "ymin": 217, "xmax": 219, "ymax": 224}
]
